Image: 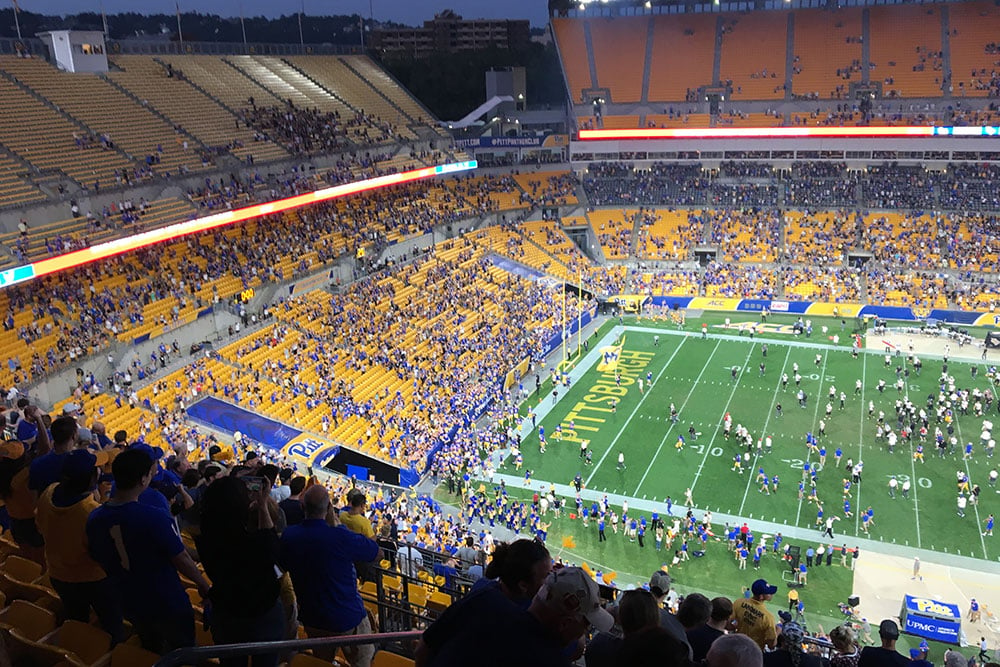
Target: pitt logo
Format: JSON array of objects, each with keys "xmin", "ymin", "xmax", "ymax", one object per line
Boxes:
[
  {"xmin": 912, "ymin": 599, "xmax": 956, "ymax": 618},
  {"xmin": 287, "ymin": 438, "xmax": 326, "ymax": 459}
]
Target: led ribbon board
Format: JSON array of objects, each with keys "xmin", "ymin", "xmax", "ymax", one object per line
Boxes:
[
  {"xmin": 578, "ymin": 126, "xmax": 1000, "ymax": 140},
  {"xmin": 0, "ymin": 161, "xmax": 477, "ymax": 290}
]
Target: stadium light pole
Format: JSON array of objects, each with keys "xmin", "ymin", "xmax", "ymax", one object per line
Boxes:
[
  {"xmin": 99, "ymin": 0, "xmax": 109, "ymax": 38},
  {"xmin": 239, "ymin": 0, "xmax": 247, "ymax": 46},
  {"xmin": 11, "ymin": 0, "xmax": 22, "ymax": 41},
  {"xmin": 298, "ymin": 0, "xmax": 305, "ymax": 46},
  {"xmin": 175, "ymin": 0, "xmax": 184, "ymax": 45}
]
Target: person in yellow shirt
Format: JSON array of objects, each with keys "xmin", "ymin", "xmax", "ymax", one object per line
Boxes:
[
  {"xmin": 35, "ymin": 448, "xmax": 123, "ymax": 642},
  {"xmin": 731, "ymin": 578, "xmax": 778, "ymax": 650},
  {"xmin": 787, "ymin": 587, "xmax": 799, "ymax": 612},
  {"xmin": 340, "ymin": 489, "xmax": 375, "ymax": 538}
]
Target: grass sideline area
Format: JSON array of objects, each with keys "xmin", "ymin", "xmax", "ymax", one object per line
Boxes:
[
  {"xmin": 515, "ymin": 313, "xmax": 1000, "ymax": 559},
  {"xmin": 433, "ymin": 311, "xmax": 1000, "ymax": 661}
]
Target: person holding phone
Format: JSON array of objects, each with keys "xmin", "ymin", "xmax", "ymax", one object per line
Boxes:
[
  {"xmin": 196, "ymin": 475, "xmax": 285, "ymax": 667},
  {"xmin": 280, "ymin": 485, "xmax": 381, "ymax": 666}
]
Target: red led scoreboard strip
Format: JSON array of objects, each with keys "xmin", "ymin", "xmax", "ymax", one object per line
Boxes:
[
  {"xmin": 578, "ymin": 126, "xmax": 1000, "ymax": 139},
  {"xmin": 0, "ymin": 160, "xmax": 477, "ymax": 290}
]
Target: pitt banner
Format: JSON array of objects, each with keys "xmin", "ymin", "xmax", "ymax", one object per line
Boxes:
[{"xmin": 281, "ymin": 434, "xmax": 340, "ymax": 467}]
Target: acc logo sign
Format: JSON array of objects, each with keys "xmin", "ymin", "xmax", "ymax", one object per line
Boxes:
[{"xmin": 912, "ymin": 598, "xmax": 957, "ymax": 618}]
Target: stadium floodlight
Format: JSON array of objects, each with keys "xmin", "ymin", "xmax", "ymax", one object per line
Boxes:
[
  {"xmin": 578, "ymin": 126, "xmax": 1000, "ymax": 140},
  {"xmin": 0, "ymin": 161, "xmax": 478, "ymax": 290}
]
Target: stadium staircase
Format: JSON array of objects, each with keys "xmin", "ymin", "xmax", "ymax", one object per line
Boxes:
[
  {"xmin": 627, "ymin": 214, "xmax": 642, "ymax": 258},
  {"xmin": 860, "ymin": 8, "xmax": 871, "ymax": 85},
  {"xmin": 640, "ymin": 19, "xmax": 656, "ymax": 104},
  {"xmin": 582, "ymin": 20, "xmax": 600, "ymax": 94},
  {"xmin": 318, "ymin": 58, "xmax": 412, "ymax": 121},
  {"xmin": 940, "ymin": 4, "xmax": 952, "ymax": 99},
  {"xmin": 277, "ymin": 58, "xmax": 363, "ymax": 116},
  {"xmin": 581, "ymin": 211, "xmax": 608, "ymax": 265},
  {"xmin": 98, "ymin": 74, "xmax": 216, "ymax": 158},
  {"xmin": 337, "ymin": 56, "xmax": 449, "ymax": 137},
  {"xmin": 0, "ymin": 146, "xmax": 46, "ymax": 208},
  {"xmin": 231, "ymin": 56, "xmax": 356, "ymax": 119},
  {"xmin": 784, "ymin": 14, "xmax": 795, "ymax": 102},
  {"xmin": 150, "ymin": 57, "xmax": 234, "ymax": 115},
  {"xmin": 0, "ymin": 69, "xmax": 138, "ymax": 185},
  {"xmin": 281, "ymin": 57, "xmax": 418, "ymax": 141},
  {"xmin": 220, "ymin": 57, "xmax": 290, "ymax": 106},
  {"xmin": 712, "ymin": 16, "xmax": 724, "ymax": 88}
]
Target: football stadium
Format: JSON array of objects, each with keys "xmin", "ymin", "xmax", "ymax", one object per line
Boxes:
[{"xmin": 3, "ymin": 0, "xmax": 1000, "ymax": 664}]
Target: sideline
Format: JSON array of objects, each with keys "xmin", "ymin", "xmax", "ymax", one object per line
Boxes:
[{"xmin": 488, "ymin": 472, "xmax": 1000, "ymax": 575}]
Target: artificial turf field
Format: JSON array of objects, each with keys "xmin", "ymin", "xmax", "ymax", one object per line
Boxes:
[{"xmin": 513, "ymin": 312, "xmax": 1000, "ymax": 562}]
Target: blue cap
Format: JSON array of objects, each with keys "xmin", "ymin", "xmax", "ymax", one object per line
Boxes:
[
  {"xmin": 61, "ymin": 448, "xmax": 98, "ymax": 480},
  {"xmin": 128, "ymin": 443, "xmax": 164, "ymax": 460}
]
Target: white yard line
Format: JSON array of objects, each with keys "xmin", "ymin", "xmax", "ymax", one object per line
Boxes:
[
  {"xmin": 794, "ymin": 349, "xmax": 829, "ymax": 528},
  {"xmin": 688, "ymin": 343, "xmax": 758, "ymax": 500},
  {"xmin": 738, "ymin": 346, "xmax": 792, "ymax": 515},
  {"xmin": 586, "ymin": 336, "xmax": 690, "ymax": 486},
  {"xmin": 954, "ymin": 414, "xmax": 989, "ymax": 559},
  {"xmin": 897, "ymin": 368, "xmax": 922, "ymax": 548},
  {"xmin": 855, "ymin": 351, "xmax": 866, "ymax": 535},
  {"xmin": 633, "ymin": 339, "xmax": 722, "ymax": 495}
]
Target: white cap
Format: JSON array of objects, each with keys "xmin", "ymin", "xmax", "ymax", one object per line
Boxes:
[{"xmin": 536, "ymin": 567, "xmax": 614, "ymax": 632}]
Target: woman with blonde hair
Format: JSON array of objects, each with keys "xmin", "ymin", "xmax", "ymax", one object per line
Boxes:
[{"xmin": 829, "ymin": 624, "xmax": 860, "ymax": 667}]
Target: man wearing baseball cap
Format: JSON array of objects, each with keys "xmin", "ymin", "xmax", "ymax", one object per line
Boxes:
[
  {"xmin": 858, "ymin": 619, "xmax": 908, "ymax": 667},
  {"xmin": 648, "ymin": 569, "xmax": 694, "ymax": 656},
  {"xmin": 732, "ymin": 579, "xmax": 778, "ymax": 649},
  {"xmin": 422, "ymin": 566, "xmax": 613, "ymax": 667},
  {"xmin": 35, "ymin": 449, "xmax": 123, "ymax": 641}
]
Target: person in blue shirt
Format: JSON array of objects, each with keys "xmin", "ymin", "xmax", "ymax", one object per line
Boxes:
[
  {"xmin": 28, "ymin": 415, "xmax": 79, "ymax": 494},
  {"xmin": 280, "ymin": 484, "xmax": 381, "ymax": 666},
  {"xmin": 15, "ymin": 410, "xmax": 38, "ymax": 445},
  {"xmin": 434, "ymin": 557, "xmax": 460, "ymax": 591},
  {"xmin": 86, "ymin": 448, "xmax": 209, "ymax": 654}
]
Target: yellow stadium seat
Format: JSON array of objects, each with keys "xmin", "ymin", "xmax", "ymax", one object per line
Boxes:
[
  {"xmin": 3, "ymin": 555, "xmax": 43, "ymax": 582},
  {"xmin": 2, "ymin": 626, "xmax": 88, "ymax": 667},
  {"xmin": 108, "ymin": 642, "xmax": 160, "ymax": 667},
  {"xmin": 0, "ymin": 600, "xmax": 58, "ymax": 641},
  {"xmin": 289, "ymin": 653, "xmax": 339, "ymax": 667},
  {"xmin": 0, "ymin": 572, "xmax": 60, "ymax": 611},
  {"xmin": 42, "ymin": 620, "xmax": 112, "ymax": 666},
  {"xmin": 373, "ymin": 651, "xmax": 416, "ymax": 667}
]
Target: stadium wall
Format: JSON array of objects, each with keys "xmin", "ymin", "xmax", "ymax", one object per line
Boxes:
[{"xmin": 648, "ymin": 296, "xmax": 999, "ymax": 327}]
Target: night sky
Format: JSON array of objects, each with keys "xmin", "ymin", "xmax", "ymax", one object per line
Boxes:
[{"xmin": 17, "ymin": 0, "xmax": 550, "ymax": 27}]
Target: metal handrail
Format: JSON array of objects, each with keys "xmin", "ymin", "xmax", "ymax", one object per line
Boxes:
[{"xmin": 154, "ymin": 630, "xmax": 422, "ymax": 667}]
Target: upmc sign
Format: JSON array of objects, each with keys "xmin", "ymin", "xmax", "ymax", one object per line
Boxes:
[
  {"xmin": 902, "ymin": 615, "xmax": 961, "ymax": 643},
  {"xmin": 901, "ymin": 595, "xmax": 962, "ymax": 644}
]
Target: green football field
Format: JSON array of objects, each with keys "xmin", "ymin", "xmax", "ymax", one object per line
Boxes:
[{"xmin": 511, "ymin": 313, "xmax": 1000, "ymax": 562}]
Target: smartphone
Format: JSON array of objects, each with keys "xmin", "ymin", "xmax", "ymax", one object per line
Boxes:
[{"xmin": 242, "ymin": 476, "xmax": 265, "ymax": 493}]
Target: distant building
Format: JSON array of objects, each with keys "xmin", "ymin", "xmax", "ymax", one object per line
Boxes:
[{"xmin": 371, "ymin": 10, "xmax": 531, "ymax": 57}]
